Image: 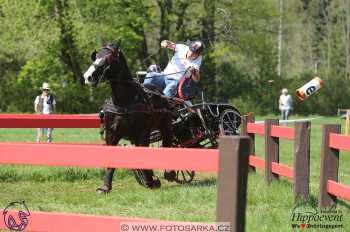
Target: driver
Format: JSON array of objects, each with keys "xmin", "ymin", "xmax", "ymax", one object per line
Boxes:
[{"xmin": 144, "ymin": 40, "xmax": 204, "ymax": 97}]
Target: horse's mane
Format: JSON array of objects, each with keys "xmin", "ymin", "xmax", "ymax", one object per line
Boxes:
[{"xmin": 117, "ymin": 49, "xmax": 133, "ymax": 81}]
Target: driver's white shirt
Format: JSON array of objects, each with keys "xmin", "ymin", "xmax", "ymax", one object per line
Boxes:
[{"xmin": 163, "ymin": 44, "xmax": 202, "ymax": 81}]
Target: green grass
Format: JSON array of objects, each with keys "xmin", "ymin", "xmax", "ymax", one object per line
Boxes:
[{"xmin": 0, "ymin": 116, "xmax": 349, "ymax": 231}]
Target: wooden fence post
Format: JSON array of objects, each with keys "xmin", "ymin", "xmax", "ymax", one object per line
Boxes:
[
  {"xmin": 265, "ymin": 119, "xmax": 279, "ymax": 184},
  {"xmin": 216, "ymin": 136, "xmax": 250, "ymax": 232},
  {"xmin": 241, "ymin": 115, "xmax": 256, "ymax": 172},
  {"xmin": 319, "ymin": 124, "xmax": 341, "ymax": 207},
  {"xmin": 293, "ymin": 121, "xmax": 310, "ymax": 201}
]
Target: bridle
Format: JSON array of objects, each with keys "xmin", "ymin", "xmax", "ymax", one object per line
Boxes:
[
  {"xmin": 102, "ymin": 44, "xmax": 121, "ymax": 63},
  {"xmin": 92, "ymin": 44, "xmax": 122, "ymax": 84}
]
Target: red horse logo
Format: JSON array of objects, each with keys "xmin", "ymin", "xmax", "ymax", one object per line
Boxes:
[{"xmin": 3, "ymin": 201, "xmax": 30, "ymax": 231}]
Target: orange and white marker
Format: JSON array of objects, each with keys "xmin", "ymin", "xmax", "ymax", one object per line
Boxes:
[{"xmin": 296, "ymin": 77, "xmax": 324, "ymax": 101}]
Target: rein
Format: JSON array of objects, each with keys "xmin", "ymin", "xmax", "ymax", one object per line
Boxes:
[
  {"xmin": 143, "ymin": 69, "xmax": 189, "ymax": 79},
  {"xmin": 108, "ymin": 78, "xmax": 137, "ymax": 84}
]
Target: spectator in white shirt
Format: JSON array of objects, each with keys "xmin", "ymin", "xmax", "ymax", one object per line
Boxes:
[
  {"xmin": 34, "ymin": 82, "xmax": 56, "ymax": 142},
  {"xmin": 279, "ymin": 88, "xmax": 293, "ymax": 121}
]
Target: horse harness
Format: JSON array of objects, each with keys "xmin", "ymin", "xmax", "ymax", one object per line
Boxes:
[
  {"xmin": 98, "ymin": 82, "xmax": 172, "ymax": 140},
  {"xmin": 103, "ymin": 77, "xmax": 171, "ymax": 113}
]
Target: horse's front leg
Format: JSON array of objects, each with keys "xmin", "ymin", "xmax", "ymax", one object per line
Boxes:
[
  {"xmin": 134, "ymin": 132, "xmax": 161, "ymax": 189},
  {"xmin": 160, "ymin": 112, "xmax": 173, "ymax": 148},
  {"xmin": 96, "ymin": 128, "xmax": 121, "ymax": 194},
  {"xmin": 160, "ymin": 112, "xmax": 177, "ymax": 182}
]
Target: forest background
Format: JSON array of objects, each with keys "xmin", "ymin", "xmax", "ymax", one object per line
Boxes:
[{"xmin": 0, "ymin": 0, "xmax": 349, "ymax": 115}]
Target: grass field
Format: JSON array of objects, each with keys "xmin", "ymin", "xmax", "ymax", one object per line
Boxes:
[{"xmin": 0, "ymin": 115, "xmax": 349, "ymax": 231}]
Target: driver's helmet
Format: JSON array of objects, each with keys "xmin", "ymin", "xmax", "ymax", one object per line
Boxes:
[
  {"xmin": 147, "ymin": 64, "xmax": 161, "ymax": 73},
  {"xmin": 189, "ymin": 41, "xmax": 204, "ymax": 54}
]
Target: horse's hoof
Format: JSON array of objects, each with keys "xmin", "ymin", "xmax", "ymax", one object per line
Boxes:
[
  {"xmin": 164, "ymin": 170, "xmax": 176, "ymax": 182},
  {"xmin": 147, "ymin": 179, "xmax": 161, "ymax": 189},
  {"xmin": 96, "ymin": 185, "xmax": 111, "ymax": 194}
]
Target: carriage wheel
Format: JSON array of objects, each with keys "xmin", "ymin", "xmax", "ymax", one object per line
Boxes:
[
  {"xmin": 132, "ymin": 169, "xmax": 148, "ymax": 187},
  {"xmin": 174, "ymin": 170, "xmax": 195, "ymax": 184},
  {"xmin": 219, "ymin": 109, "xmax": 241, "ymax": 136}
]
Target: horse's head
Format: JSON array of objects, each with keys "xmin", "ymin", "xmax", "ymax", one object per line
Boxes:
[{"xmin": 83, "ymin": 43, "xmax": 122, "ymax": 86}]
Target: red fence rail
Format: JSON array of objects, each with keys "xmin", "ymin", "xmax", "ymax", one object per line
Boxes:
[
  {"xmin": 0, "ymin": 114, "xmax": 100, "ymax": 128},
  {"xmin": 246, "ymin": 122, "xmax": 264, "ymax": 135},
  {"xmin": 271, "ymin": 162, "xmax": 293, "ymax": 179},
  {"xmin": 248, "ymin": 155, "xmax": 265, "ymax": 169},
  {"xmin": 319, "ymin": 124, "xmax": 350, "ymax": 207},
  {"xmin": 327, "ymin": 180, "xmax": 350, "ymax": 202},
  {"xmin": 0, "ymin": 142, "xmax": 218, "ymax": 171},
  {"xmin": 0, "ymin": 210, "xmax": 236, "ymax": 232},
  {"xmin": 0, "ymin": 211, "xmax": 156, "ymax": 232},
  {"xmin": 0, "ymin": 123, "xmax": 251, "ymax": 232},
  {"xmin": 270, "ymin": 125, "xmax": 295, "ymax": 140},
  {"xmin": 329, "ymin": 133, "xmax": 350, "ymax": 152},
  {"xmin": 241, "ymin": 115, "xmax": 310, "ymax": 201}
]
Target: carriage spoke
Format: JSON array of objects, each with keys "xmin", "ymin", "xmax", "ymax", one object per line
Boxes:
[
  {"xmin": 228, "ymin": 113, "xmax": 238, "ymax": 123},
  {"xmin": 133, "ymin": 170, "xmax": 148, "ymax": 187},
  {"xmin": 181, "ymin": 171, "xmax": 186, "ymax": 181},
  {"xmin": 174, "ymin": 170, "xmax": 195, "ymax": 184},
  {"xmin": 225, "ymin": 114, "xmax": 236, "ymax": 125},
  {"xmin": 227, "ymin": 114, "xmax": 239, "ymax": 125},
  {"xmin": 223, "ymin": 120, "xmax": 236, "ymax": 133},
  {"xmin": 223, "ymin": 120, "xmax": 235, "ymax": 131},
  {"xmin": 225, "ymin": 114, "xmax": 239, "ymax": 127},
  {"xmin": 219, "ymin": 109, "xmax": 241, "ymax": 136},
  {"xmin": 186, "ymin": 171, "xmax": 194, "ymax": 176}
]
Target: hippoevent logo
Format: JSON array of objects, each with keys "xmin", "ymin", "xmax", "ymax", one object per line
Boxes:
[
  {"xmin": 290, "ymin": 204, "xmax": 343, "ymax": 230},
  {"xmin": 2, "ymin": 201, "xmax": 30, "ymax": 231}
]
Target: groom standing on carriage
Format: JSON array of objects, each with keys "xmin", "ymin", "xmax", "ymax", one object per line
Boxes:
[{"xmin": 144, "ymin": 40, "xmax": 204, "ymax": 99}]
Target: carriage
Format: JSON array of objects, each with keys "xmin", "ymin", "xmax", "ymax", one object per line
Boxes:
[
  {"xmin": 84, "ymin": 44, "xmax": 242, "ymax": 192},
  {"xmin": 132, "ymin": 72, "xmax": 242, "ymax": 185}
]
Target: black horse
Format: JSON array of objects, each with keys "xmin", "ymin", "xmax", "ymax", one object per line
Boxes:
[{"xmin": 83, "ymin": 43, "xmax": 173, "ymax": 193}]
